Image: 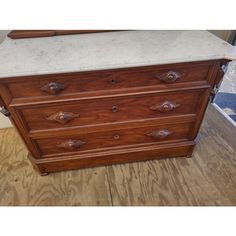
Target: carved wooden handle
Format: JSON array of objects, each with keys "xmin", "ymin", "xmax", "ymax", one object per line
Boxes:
[
  {"xmin": 0, "ymin": 106, "xmax": 10, "ymax": 117},
  {"xmin": 46, "ymin": 111, "xmax": 80, "ymax": 124},
  {"xmin": 147, "ymin": 129, "xmax": 174, "ymax": 139},
  {"xmin": 57, "ymin": 139, "xmax": 86, "ymax": 151},
  {"xmin": 157, "ymin": 71, "xmax": 181, "ymax": 83},
  {"xmin": 210, "ymin": 63, "xmax": 228, "ymax": 103},
  {"xmin": 150, "ymin": 101, "xmax": 180, "ymax": 112},
  {"xmin": 41, "ymin": 82, "xmax": 65, "ymax": 95}
]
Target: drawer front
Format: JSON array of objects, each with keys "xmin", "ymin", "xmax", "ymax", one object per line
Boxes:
[
  {"xmin": 7, "ymin": 64, "xmax": 210, "ymax": 99},
  {"xmin": 35, "ymin": 121, "xmax": 194, "ymax": 157},
  {"xmin": 19, "ymin": 89, "xmax": 204, "ymax": 132}
]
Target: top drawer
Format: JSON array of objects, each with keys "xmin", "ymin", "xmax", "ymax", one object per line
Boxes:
[{"xmin": 6, "ymin": 63, "xmax": 211, "ymax": 100}]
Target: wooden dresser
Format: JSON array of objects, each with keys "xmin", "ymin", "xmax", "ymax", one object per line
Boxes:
[{"xmin": 0, "ymin": 31, "xmax": 235, "ymax": 175}]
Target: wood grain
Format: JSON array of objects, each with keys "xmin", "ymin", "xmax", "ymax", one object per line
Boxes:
[
  {"xmin": 206, "ymin": 103, "xmax": 236, "ymax": 149},
  {"xmin": 35, "ymin": 121, "xmax": 194, "ymax": 157},
  {"xmin": 7, "ymin": 30, "xmax": 117, "ymax": 39},
  {"xmin": 19, "ymin": 89, "xmax": 203, "ymax": 132},
  {"xmin": 4, "ymin": 61, "xmax": 211, "ymax": 100},
  {"xmin": 0, "ymin": 105, "xmax": 235, "ymax": 206},
  {"xmin": 106, "ymin": 105, "xmax": 236, "ymax": 206},
  {"xmin": 0, "ymin": 129, "xmax": 112, "ymax": 206},
  {"xmin": 0, "ymin": 60, "xmax": 218, "ymax": 172}
]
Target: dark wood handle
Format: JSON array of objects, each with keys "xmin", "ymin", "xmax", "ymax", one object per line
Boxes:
[
  {"xmin": 147, "ymin": 129, "xmax": 174, "ymax": 139},
  {"xmin": 41, "ymin": 82, "xmax": 65, "ymax": 95},
  {"xmin": 46, "ymin": 111, "xmax": 80, "ymax": 124},
  {"xmin": 157, "ymin": 71, "xmax": 181, "ymax": 83},
  {"xmin": 0, "ymin": 106, "xmax": 10, "ymax": 117},
  {"xmin": 57, "ymin": 139, "xmax": 86, "ymax": 151},
  {"xmin": 150, "ymin": 101, "xmax": 180, "ymax": 112},
  {"xmin": 210, "ymin": 62, "xmax": 228, "ymax": 103}
]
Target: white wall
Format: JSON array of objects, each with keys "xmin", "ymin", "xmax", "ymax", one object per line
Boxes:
[
  {"xmin": 0, "ymin": 30, "xmax": 12, "ymax": 128},
  {"xmin": 208, "ymin": 30, "xmax": 232, "ymax": 42}
]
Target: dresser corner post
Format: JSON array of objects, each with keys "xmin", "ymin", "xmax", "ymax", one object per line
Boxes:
[
  {"xmin": 186, "ymin": 147, "xmax": 194, "ymax": 158},
  {"xmin": 186, "ymin": 139, "xmax": 197, "ymax": 159},
  {"xmin": 210, "ymin": 60, "xmax": 230, "ymax": 103}
]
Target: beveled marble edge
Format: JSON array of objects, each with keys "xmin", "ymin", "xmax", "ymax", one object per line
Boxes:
[
  {"xmin": 0, "ymin": 54, "xmax": 234, "ymax": 79},
  {"xmin": 0, "ymin": 30, "xmax": 235, "ymax": 78}
]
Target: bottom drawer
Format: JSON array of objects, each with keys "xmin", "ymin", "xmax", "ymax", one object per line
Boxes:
[
  {"xmin": 34, "ymin": 140, "xmax": 196, "ymax": 173},
  {"xmin": 35, "ymin": 121, "xmax": 194, "ymax": 158}
]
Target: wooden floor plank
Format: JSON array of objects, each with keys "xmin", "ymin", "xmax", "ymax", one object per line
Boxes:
[
  {"xmin": 0, "ymin": 106, "xmax": 235, "ymax": 206},
  {"xmin": 0, "ymin": 129, "xmax": 112, "ymax": 206},
  {"xmin": 106, "ymin": 107, "xmax": 236, "ymax": 206},
  {"xmin": 191, "ymin": 116, "xmax": 236, "ymax": 205},
  {"xmin": 106, "ymin": 157, "xmax": 232, "ymax": 206}
]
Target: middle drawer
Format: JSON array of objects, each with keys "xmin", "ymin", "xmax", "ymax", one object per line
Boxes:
[{"xmin": 18, "ymin": 88, "xmax": 205, "ymax": 132}]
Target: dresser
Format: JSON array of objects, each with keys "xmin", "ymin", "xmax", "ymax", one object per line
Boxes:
[{"xmin": 0, "ymin": 31, "xmax": 235, "ymax": 175}]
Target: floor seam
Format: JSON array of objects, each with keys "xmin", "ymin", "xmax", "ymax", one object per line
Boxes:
[{"xmin": 105, "ymin": 167, "xmax": 114, "ymax": 206}]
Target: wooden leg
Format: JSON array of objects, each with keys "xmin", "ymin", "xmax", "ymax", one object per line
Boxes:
[
  {"xmin": 185, "ymin": 140, "xmax": 196, "ymax": 159},
  {"xmin": 39, "ymin": 172, "xmax": 49, "ymax": 176},
  {"xmin": 186, "ymin": 154, "xmax": 193, "ymax": 158},
  {"xmin": 27, "ymin": 153, "xmax": 49, "ymax": 176}
]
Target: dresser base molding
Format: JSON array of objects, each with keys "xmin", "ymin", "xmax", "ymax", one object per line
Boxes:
[{"xmin": 28, "ymin": 141, "xmax": 196, "ymax": 175}]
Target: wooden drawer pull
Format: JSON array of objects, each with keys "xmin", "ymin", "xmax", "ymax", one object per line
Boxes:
[
  {"xmin": 150, "ymin": 101, "xmax": 180, "ymax": 112},
  {"xmin": 41, "ymin": 82, "xmax": 65, "ymax": 95},
  {"xmin": 147, "ymin": 129, "xmax": 174, "ymax": 139},
  {"xmin": 157, "ymin": 71, "xmax": 181, "ymax": 83},
  {"xmin": 0, "ymin": 106, "xmax": 10, "ymax": 117},
  {"xmin": 46, "ymin": 111, "xmax": 80, "ymax": 124},
  {"xmin": 57, "ymin": 139, "xmax": 86, "ymax": 151}
]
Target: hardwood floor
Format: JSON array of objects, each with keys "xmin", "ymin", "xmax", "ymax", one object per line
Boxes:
[{"xmin": 0, "ymin": 105, "xmax": 235, "ymax": 206}]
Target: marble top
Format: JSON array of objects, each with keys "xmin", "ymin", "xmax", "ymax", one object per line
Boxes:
[{"xmin": 0, "ymin": 30, "xmax": 235, "ymax": 78}]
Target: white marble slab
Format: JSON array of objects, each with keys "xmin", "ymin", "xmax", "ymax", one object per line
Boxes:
[{"xmin": 0, "ymin": 30, "xmax": 235, "ymax": 78}]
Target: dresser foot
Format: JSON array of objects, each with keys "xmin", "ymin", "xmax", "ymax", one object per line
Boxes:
[
  {"xmin": 27, "ymin": 153, "xmax": 49, "ymax": 176},
  {"xmin": 32, "ymin": 164, "xmax": 49, "ymax": 176},
  {"xmin": 40, "ymin": 172, "xmax": 49, "ymax": 176},
  {"xmin": 186, "ymin": 154, "xmax": 193, "ymax": 158}
]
